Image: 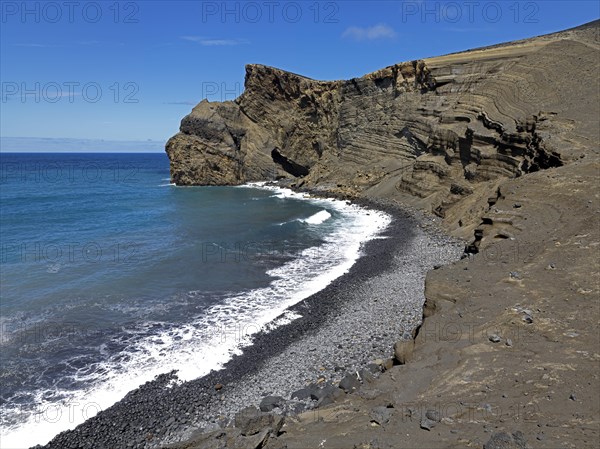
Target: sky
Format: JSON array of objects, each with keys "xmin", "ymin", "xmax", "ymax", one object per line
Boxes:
[{"xmin": 0, "ymin": 0, "xmax": 598, "ymax": 151}]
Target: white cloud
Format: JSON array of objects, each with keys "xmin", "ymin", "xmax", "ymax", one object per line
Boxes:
[
  {"xmin": 180, "ymin": 36, "xmax": 249, "ymax": 46},
  {"xmin": 342, "ymin": 24, "xmax": 397, "ymax": 41}
]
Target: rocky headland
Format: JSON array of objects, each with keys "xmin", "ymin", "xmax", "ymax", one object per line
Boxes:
[{"xmin": 164, "ymin": 20, "xmax": 599, "ymax": 449}]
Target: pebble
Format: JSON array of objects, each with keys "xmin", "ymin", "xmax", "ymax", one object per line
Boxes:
[
  {"xmin": 420, "ymin": 417, "xmax": 437, "ymax": 431},
  {"xmin": 489, "ymin": 335, "xmax": 502, "ymax": 343}
]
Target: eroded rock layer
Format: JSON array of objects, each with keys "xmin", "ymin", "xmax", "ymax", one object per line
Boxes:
[{"xmin": 166, "ymin": 21, "xmax": 599, "ymax": 243}]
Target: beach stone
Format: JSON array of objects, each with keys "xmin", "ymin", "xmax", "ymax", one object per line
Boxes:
[
  {"xmin": 259, "ymin": 396, "xmax": 285, "ymax": 412},
  {"xmin": 393, "ymin": 339, "xmax": 414, "ymax": 364},
  {"xmin": 234, "ymin": 406, "xmax": 282, "ymax": 436},
  {"xmin": 382, "ymin": 358, "xmax": 394, "ymax": 371},
  {"xmin": 425, "ymin": 409, "xmax": 441, "ymax": 422},
  {"xmin": 370, "ymin": 406, "xmax": 393, "ymax": 425},
  {"xmin": 418, "ymin": 409, "xmax": 442, "ymax": 431},
  {"xmin": 311, "ymin": 385, "xmax": 343, "ymax": 402},
  {"xmin": 358, "ymin": 368, "xmax": 375, "ymax": 384},
  {"xmin": 489, "ymin": 334, "xmax": 502, "ymax": 343},
  {"xmin": 289, "ymin": 402, "xmax": 307, "ymax": 415},
  {"xmin": 419, "ymin": 417, "xmax": 437, "ymax": 431},
  {"xmin": 339, "ymin": 373, "xmax": 361, "ymax": 393},
  {"xmin": 365, "ymin": 363, "xmax": 381, "ymax": 374},
  {"xmin": 317, "ymin": 387, "xmax": 347, "ymax": 408},
  {"xmin": 483, "ymin": 431, "xmax": 528, "ymax": 449},
  {"xmin": 290, "ymin": 388, "xmax": 313, "ymax": 401}
]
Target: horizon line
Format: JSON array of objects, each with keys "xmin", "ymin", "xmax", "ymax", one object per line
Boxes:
[{"xmin": 1, "ymin": 136, "xmax": 167, "ymax": 153}]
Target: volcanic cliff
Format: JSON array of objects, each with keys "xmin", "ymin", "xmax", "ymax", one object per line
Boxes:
[{"xmin": 167, "ymin": 21, "xmax": 598, "ymax": 244}]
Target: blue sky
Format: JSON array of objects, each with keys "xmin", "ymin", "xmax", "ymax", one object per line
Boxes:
[{"xmin": 1, "ymin": 1, "xmax": 598, "ymax": 151}]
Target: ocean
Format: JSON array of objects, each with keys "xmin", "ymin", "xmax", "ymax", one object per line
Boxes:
[{"xmin": 0, "ymin": 152, "xmax": 390, "ymax": 448}]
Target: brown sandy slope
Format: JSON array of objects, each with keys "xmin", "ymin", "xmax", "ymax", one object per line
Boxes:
[
  {"xmin": 165, "ymin": 20, "xmax": 599, "ymax": 449},
  {"xmin": 271, "ymin": 159, "xmax": 599, "ymax": 449}
]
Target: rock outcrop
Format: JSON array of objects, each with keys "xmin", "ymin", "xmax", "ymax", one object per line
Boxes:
[{"xmin": 166, "ymin": 21, "xmax": 598, "ymax": 244}]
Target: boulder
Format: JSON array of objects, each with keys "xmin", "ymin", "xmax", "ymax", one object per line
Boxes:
[
  {"xmin": 370, "ymin": 406, "xmax": 394, "ymax": 425},
  {"xmin": 339, "ymin": 373, "xmax": 361, "ymax": 393},
  {"xmin": 234, "ymin": 407, "xmax": 284, "ymax": 437},
  {"xmin": 290, "ymin": 388, "xmax": 313, "ymax": 401},
  {"xmin": 393, "ymin": 339, "xmax": 415, "ymax": 364},
  {"xmin": 259, "ymin": 396, "xmax": 285, "ymax": 413}
]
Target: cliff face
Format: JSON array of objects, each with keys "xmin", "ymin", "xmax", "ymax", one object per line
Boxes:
[{"xmin": 166, "ymin": 21, "xmax": 599, "ymax": 242}]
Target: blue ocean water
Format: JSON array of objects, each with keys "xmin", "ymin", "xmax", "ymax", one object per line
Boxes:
[{"xmin": 0, "ymin": 152, "xmax": 389, "ymax": 447}]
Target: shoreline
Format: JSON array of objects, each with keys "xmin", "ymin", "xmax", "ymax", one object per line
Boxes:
[{"xmin": 36, "ymin": 195, "xmax": 463, "ymax": 449}]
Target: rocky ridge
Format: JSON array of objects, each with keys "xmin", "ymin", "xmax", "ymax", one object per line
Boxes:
[{"xmin": 167, "ymin": 22, "xmax": 597, "ymax": 240}]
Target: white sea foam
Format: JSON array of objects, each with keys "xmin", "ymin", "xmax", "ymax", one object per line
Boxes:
[
  {"xmin": 0, "ymin": 184, "xmax": 390, "ymax": 448},
  {"xmin": 278, "ymin": 210, "xmax": 332, "ymax": 226},
  {"xmin": 301, "ymin": 210, "xmax": 331, "ymax": 225}
]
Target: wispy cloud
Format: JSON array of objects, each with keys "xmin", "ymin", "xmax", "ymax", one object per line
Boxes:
[
  {"xmin": 180, "ymin": 36, "xmax": 249, "ymax": 46},
  {"xmin": 76, "ymin": 40, "xmax": 125, "ymax": 46},
  {"xmin": 342, "ymin": 24, "xmax": 397, "ymax": 41},
  {"xmin": 77, "ymin": 40, "xmax": 102, "ymax": 46}
]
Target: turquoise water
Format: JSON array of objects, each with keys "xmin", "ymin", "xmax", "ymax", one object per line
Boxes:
[{"xmin": 0, "ymin": 152, "xmax": 389, "ymax": 447}]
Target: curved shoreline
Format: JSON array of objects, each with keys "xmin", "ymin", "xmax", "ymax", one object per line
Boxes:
[{"xmin": 35, "ymin": 198, "xmax": 463, "ymax": 449}]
